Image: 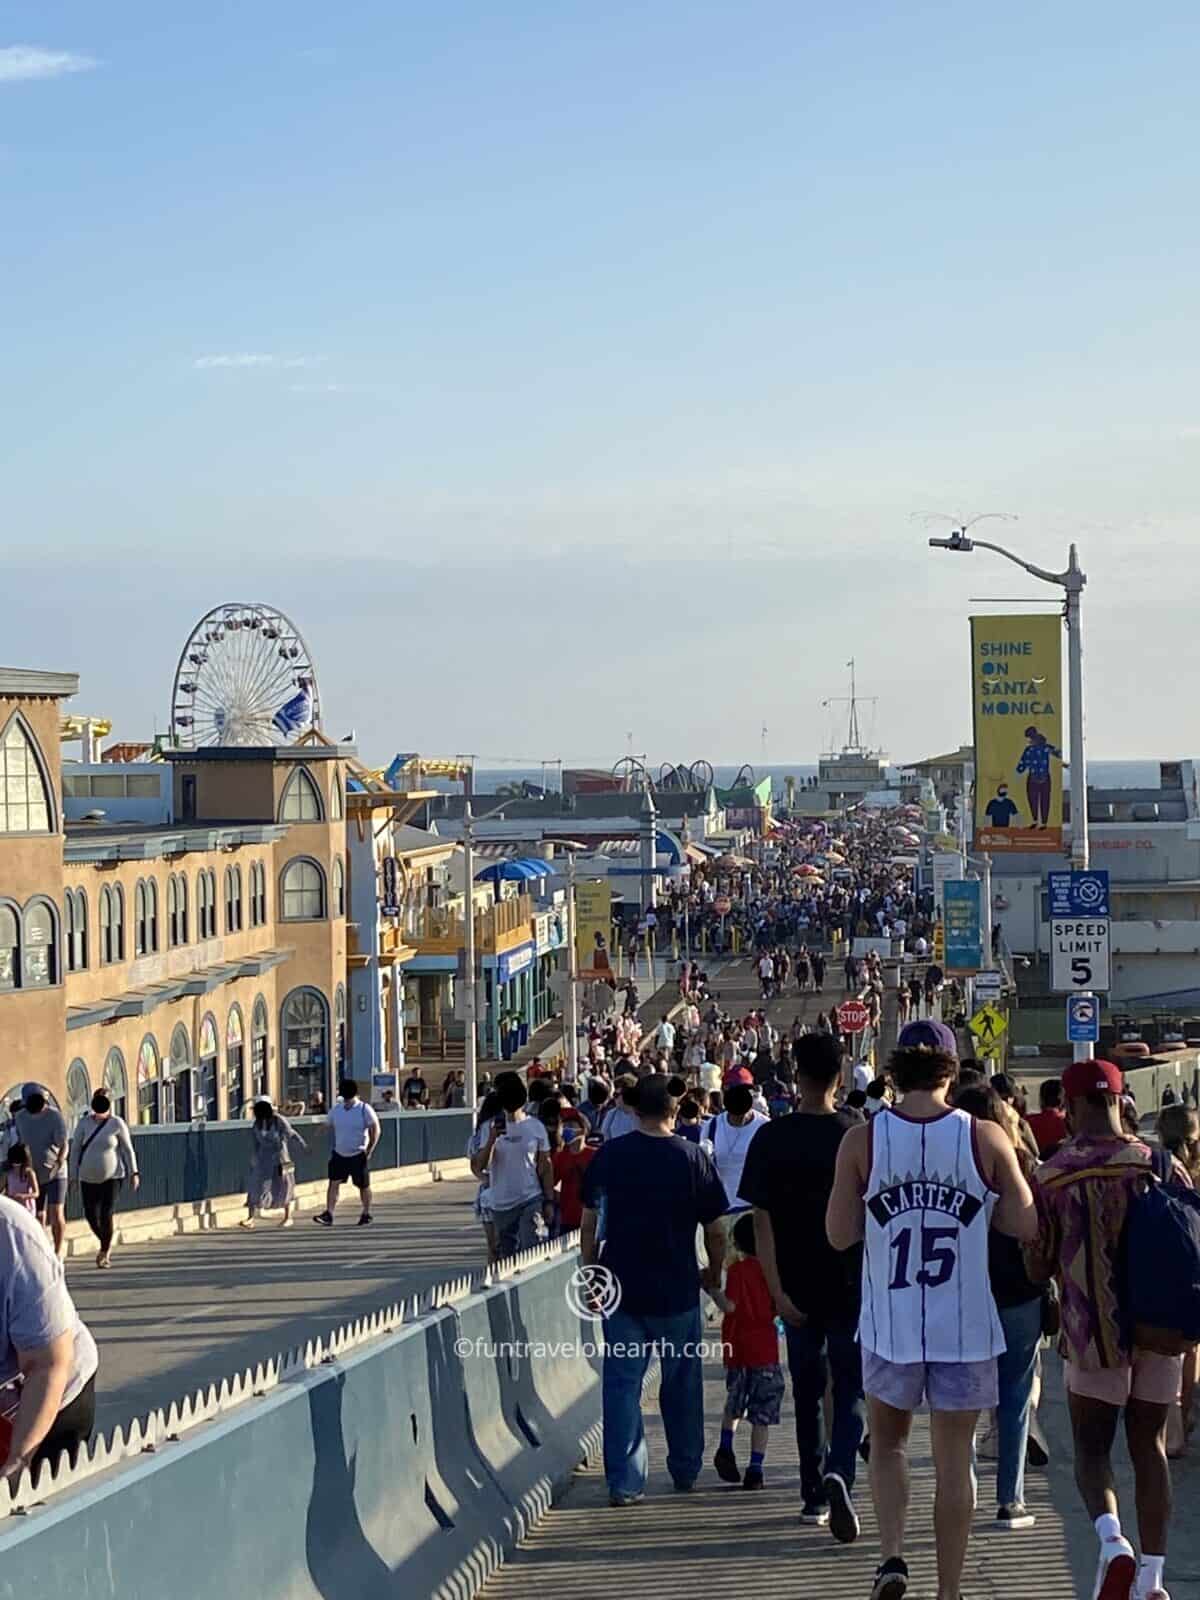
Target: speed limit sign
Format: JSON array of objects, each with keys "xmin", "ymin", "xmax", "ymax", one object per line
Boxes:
[{"xmin": 1051, "ymin": 918, "xmax": 1111, "ymax": 993}]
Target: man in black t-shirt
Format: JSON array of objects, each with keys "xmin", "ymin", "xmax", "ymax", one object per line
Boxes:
[
  {"xmin": 738, "ymin": 1033, "xmax": 865, "ymax": 1543},
  {"xmin": 581, "ymin": 1076, "xmax": 728, "ymax": 1506}
]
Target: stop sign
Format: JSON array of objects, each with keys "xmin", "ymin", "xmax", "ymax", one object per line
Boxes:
[
  {"xmin": 838, "ymin": 1000, "xmax": 870, "ymax": 1034},
  {"xmin": 714, "ymin": 895, "xmax": 731, "ymax": 915}
]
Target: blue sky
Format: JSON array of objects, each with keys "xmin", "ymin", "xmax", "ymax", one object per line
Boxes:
[{"xmin": 4, "ymin": 2, "xmax": 1200, "ymax": 764}]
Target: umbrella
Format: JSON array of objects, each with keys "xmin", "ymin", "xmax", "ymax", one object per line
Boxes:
[
  {"xmin": 824, "ymin": 851, "xmax": 846, "ymax": 864},
  {"xmin": 794, "ymin": 864, "xmax": 822, "ymax": 876}
]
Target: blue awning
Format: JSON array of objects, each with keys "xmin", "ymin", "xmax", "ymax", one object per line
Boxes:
[{"xmin": 474, "ymin": 857, "xmax": 554, "ymax": 883}]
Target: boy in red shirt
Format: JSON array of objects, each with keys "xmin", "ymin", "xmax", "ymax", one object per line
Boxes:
[
  {"xmin": 552, "ymin": 1116, "xmax": 596, "ymax": 1233},
  {"xmin": 713, "ymin": 1211, "xmax": 784, "ymax": 1488}
]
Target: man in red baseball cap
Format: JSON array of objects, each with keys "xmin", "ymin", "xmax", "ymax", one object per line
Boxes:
[{"xmin": 1026, "ymin": 1060, "xmax": 1188, "ymax": 1600}]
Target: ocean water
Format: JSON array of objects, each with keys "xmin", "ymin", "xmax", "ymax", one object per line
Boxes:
[{"xmin": 444, "ymin": 759, "xmax": 1163, "ymax": 795}]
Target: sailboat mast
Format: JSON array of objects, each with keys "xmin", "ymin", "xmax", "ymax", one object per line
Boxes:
[{"xmin": 846, "ymin": 658, "xmax": 862, "ymax": 752}]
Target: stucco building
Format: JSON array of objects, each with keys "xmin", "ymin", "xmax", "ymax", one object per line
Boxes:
[{"xmin": 0, "ymin": 667, "xmax": 349, "ymax": 1122}]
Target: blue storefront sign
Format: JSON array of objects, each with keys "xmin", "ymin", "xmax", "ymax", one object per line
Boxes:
[
  {"xmin": 1048, "ymin": 870, "xmax": 1110, "ymax": 919},
  {"xmin": 497, "ymin": 942, "xmax": 535, "ymax": 984},
  {"xmin": 1066, "ymin": 994, "xmax": 1100, "ymax": 1044},
  {"xmin": 943, "ymin": 879, "xmax": 983, "ymax": 973}
]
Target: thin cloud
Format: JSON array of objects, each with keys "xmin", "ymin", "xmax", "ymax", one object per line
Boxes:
[
  {"xmin": 193, "ymin": 354, "xmax": 321, "ymax": 370},
  {"xmin": 0, "ymin": 46, "xmax": 99, "ymax": 83},
  {"xmin": 288, "ymin": 382, "xmax": 359, "ymax": 394}
]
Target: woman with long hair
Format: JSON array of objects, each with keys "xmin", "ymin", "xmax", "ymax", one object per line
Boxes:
[{"xmin": 242, "ymin": 1097, "xmax": 308, "ymax": 1229}]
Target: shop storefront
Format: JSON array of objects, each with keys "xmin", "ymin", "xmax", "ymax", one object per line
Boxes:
[
  {"xmin": 486, "ymin": 939, "xmax": 535, "ymax": 1058},
  {"xmin": 532, "ymin": 906, "xmax": 567, "ymax": 1028}
]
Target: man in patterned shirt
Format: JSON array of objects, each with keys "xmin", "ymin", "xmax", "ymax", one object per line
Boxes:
[{"xmin": 1026, "ymin": 1059, "xmax": 1189, "ymax": 1600}]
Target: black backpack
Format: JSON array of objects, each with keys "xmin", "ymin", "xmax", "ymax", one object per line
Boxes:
[{"xmin": 1120, "ymin": 1148, "xmax": 1200, "ymax": 1355}]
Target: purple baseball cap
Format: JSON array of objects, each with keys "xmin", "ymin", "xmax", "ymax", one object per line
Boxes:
[{"xmin": 897, "ymin": 1019, "xmax": 958, "ymax": 1056}]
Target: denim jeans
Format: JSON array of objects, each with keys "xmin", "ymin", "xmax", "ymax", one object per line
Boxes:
[
  {"xmin": 785, "ymin": 1319, "xmax": 865, "ymax": 1505},
  {"xmin": 491, "ymin": 1196, "xmax": 545, "ymax": 1258},
  {"xmin": 996, "ymin": 1296, "xmax": 1042, "ymax": 1507},
  {"xmin": 602, "ymin": 1306, "xmax": 705, "ymax": 1497}
]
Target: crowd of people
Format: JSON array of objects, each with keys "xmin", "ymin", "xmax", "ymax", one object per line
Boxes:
[{"xmin": 563, "ymin": 1016, "xmax": 1196, "ymax": 1600}]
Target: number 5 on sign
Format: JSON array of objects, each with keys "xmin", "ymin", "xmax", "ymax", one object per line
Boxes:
[{"xmin": 1050, "ymin": 917, "xmax": 1111, "ymax": 993}]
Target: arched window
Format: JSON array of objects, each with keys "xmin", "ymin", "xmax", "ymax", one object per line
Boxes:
[
  {"xmin": 135, "ymin": 880, "xmax": 149, "ymax": 956},
  {"xmin": 107, "ymin": 1044, "xmax": 131, "ymax": 1122},
  {"xmin": 280, "ymin": 858, "xmax": 325, "ymax": 921},
  {"xmin": 169, "ymin": 874, "xmax": 189, "ymax": 947},
  {"xmin": 65, "ymin": 888, "xmax": 88, "ymax": 972},
  {"xmin": 0, "ymin": 903, "xmax": 19, "ymax": 991},
  {"xmin": 224, "ymin": 865, "xmax": 243, "ymax": 933},
  {"xmin": 134, "ymin": 1036, "xmax": 156, "ymax": 1124},
  {"xmin": 251, "ymin": 995, "xmax": 269, "ymax": 1099},
  {"xmin": 281, "ymin": 987, "xmax": 328, "ymax": 1109},
  {"xmin": 146, "ymin": 879, "xmax": 158, "ymax": 952},
  {"xmin": 168, "ymin": 1023, "xmax": 193, "ymax": 1124},
  {"xmin": 21, "ymin": 899, "xmax": 57, "ymax": 987},
  {"xmin": 334, "ymin": 983, "xmax": 347, "ymax": 1069},
  {"xmin": 65, "ymin": 1059, "xmax": 91, "ymax": 1127},
  {"xmin": 197, "ymin": 869, "xmax": 217, "ymax": 940},
  {"xmin": 256, "ymin": 861, "xmax": 268, "ymax": 924},
  {"xmin": 279, "ymin": 767, "xmax": 323, "ymax": 823},
  {"xmin": 332, "ymin": 856, "xmax": 346, "ymax": 918},
  {"xmin": 331, "ymin": 775, "xmax": 344, "ymax": 821},
  {"xmin": 100, "ymin": 884, "xmax": 124, "ymax": 964},
  {"xmin": 0, "ymin": 713, "xmax": 53, "ymax": 834},
  {"xmin": 198, "ymin": 1013, "xmax": 218, "ymax": 1120},
  {"xmin": 226, "ymin": 1005, "xmax": 246, "ymax": 1119}
]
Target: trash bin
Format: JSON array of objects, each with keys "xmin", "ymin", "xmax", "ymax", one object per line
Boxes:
[{"xmin": 518, "ymin": 1021, "xmax": 530, "ymax": 1048}]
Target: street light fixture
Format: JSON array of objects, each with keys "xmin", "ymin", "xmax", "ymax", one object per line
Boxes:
[
  {"xmin": 461, "ymin": 796, "xmax": 511, "ymax": 1107},
  {"xmin": 929, "ymin": 532, "xmax": 1092, "ymax": 1059}
]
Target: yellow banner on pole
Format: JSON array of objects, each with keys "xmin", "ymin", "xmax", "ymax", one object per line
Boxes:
[
  {"xmin": 971, "ymin": 613, "xmax": 1064, "ymax": 853},
  {"xmin": 575, "ymin": 879, "xmax": 614, "ymax": 980}
]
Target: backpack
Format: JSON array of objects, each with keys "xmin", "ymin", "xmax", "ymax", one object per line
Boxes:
[{"xmin": 1120, "ymin": 1147, "xmax": 1200, "ymax": 1355}]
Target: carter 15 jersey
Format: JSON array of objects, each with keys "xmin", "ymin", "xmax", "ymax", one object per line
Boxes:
[{"xmin": 859, "ymin": 1106, "xmax": 1005, "ymax": 1365}]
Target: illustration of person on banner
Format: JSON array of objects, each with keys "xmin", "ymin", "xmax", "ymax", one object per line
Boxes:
[{"xmin": 1015, "ymin": 725, "xmax": 1062, "ymax": 831}]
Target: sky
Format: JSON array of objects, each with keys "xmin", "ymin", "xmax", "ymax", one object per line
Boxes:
[{"xmin": 4, "ymin": 1, "xmax": 1200, "ymax": 767}]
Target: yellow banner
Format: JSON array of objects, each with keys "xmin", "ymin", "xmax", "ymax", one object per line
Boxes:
[
  {"xmin": 575, "ymin": 879, "xmax": 614, "ymax": 980},
  {"xmin": 971, "ymin": 613, "xmax": 1064, "ymax": 853}
]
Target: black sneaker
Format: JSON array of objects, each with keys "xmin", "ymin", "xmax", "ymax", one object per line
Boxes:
[
  {"xmin": 312, "ymin": 1211, "xmax": 333, "ymax": 1227},
  {"xmin": 357, "ymin": 1213, "xmax": 373, "ymax": 1227},
  {"xmin": 799, "ymin": 1501, "xmax": 830, "ymax": 1526},
  {"xmin": 671, "ymin": 1479, "xmax": 696, "ymax": 1493},
  {"xmin": 995, "ymin": 1502, "xmax": 1036, "ymax": 1531},
  {"xmin": 870, "ymin": 1558, "xmax": 909, "ymax": 1600},
  {"xmin": 742, "ymin": 1466, "xmax": 764, "ymax": 1490},
  {"xmin": 823, "ymin": 1471, "xmax": 860, "ymax": 1543},
  {"xmin": 713, "ymin": 1446, "xmax": 741, "ymax": 1484},
  {"xmin": 858, "ymin": 1433, "xmax": 871, "ymax": 1464}
]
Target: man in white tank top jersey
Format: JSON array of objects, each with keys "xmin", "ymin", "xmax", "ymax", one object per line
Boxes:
[{"xmin": 827, "ymin": 1020, "xmax": 1036, "ymax": 1600}]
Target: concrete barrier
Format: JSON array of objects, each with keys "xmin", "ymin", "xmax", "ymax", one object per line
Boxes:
[{"xmin": 0, "ymin": 1242, "xmax": 599, "ymax": 1600}]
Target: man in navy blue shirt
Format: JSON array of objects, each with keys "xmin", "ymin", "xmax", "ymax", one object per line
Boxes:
[{"xmin": 581, "ymin": 1075, "xmax": 728, "ymax": 1505}]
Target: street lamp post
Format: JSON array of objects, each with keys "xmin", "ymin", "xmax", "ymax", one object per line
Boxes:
[
  {"xmin": 930, "ymin": 532, "xmax": 1091, "ymax": 1059},
  {"xmin": 461, "ymin": 797, "xmax": 512, "ymax": 1107},
  {"xmin": 564, "ymin": 848, "xmax": 581, "ymax": 1085}
]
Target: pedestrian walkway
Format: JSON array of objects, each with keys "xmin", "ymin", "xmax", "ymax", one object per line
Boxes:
[{"xmin": 481, "ymin": 1351, "xmax": 1080, "ymax": 1600}]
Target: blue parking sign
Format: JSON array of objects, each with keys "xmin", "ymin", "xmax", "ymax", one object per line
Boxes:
[
  {"xmin": 1049, "ymin": 870, "xmax": 1110, "ymax": 918},
  {"xmin": 1067, "ymin": 994, "xmax": 1100, "ymax": 1044}
]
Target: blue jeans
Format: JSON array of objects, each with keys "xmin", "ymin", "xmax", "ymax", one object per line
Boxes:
[
  {"xmin": 996, "ymin": 1297, "xmax": 1042, "ymax": 1507},
  {"xmin": 785, "ymin": 1319, "xmax": 865, "ymax": 1505},
  {"xmin": 602, "ymin": 1306, "xmax": 704, "ymax": 1497}
]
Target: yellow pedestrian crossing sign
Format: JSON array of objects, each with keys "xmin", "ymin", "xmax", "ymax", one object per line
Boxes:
[{"xmin": 968, "ymin": 1002, "xmax": 1008, "ymax": 1051}]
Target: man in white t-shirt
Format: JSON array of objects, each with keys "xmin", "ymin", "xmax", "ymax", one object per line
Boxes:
[
  {"xmin": 314, "ymin": 1078, "xmax": 381, "ymax": 1228},
  {"xmin": 654, "ymin": 1017, "xmax": 676, "ymax": 1055},
  {"xmin": 480, "ymin": 1071, "xmax": 554, "ymax": 1258},
  {"xmin": 699, "ymin": 1057, "xmax": 723, "ymax": 1096},
  {"xmin": 705, "ymin": 1081, "xmax": 767, "ymax": 1220}
]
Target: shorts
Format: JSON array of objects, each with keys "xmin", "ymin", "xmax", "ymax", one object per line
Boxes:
[
  {"xmin": 36, "ymin": 1177, "xmax": 67, "ymax": 1213},
  {"xmin": 1065, "ymin": 1351, "xmax": 1182, "ymax": 1408},
  {"xmin": 725, "ymin": 1363, "xmax": 786, "ymax": 1425},
  {"xmin": 328, "ymin": 1151, "xmax": 370, "ymax": 1190},
  {"xmin": 863, "ymin": 1349, "xmax": 999, "ymax": 1412}
]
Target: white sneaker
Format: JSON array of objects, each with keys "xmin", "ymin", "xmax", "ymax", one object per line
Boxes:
[{"xmin": 1093, "ymin": 1538, "xmax": 1136, "ymax": 1600}]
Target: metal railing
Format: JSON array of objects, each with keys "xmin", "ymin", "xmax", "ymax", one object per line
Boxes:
[{"xmin": 63, "ymin": 1109, "xmax": 473, "ymax": 1222}]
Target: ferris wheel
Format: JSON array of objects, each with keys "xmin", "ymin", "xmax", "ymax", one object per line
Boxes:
[{"xmin": 170, "ymin": 603, "xmax": 321, "ymax": 749}]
